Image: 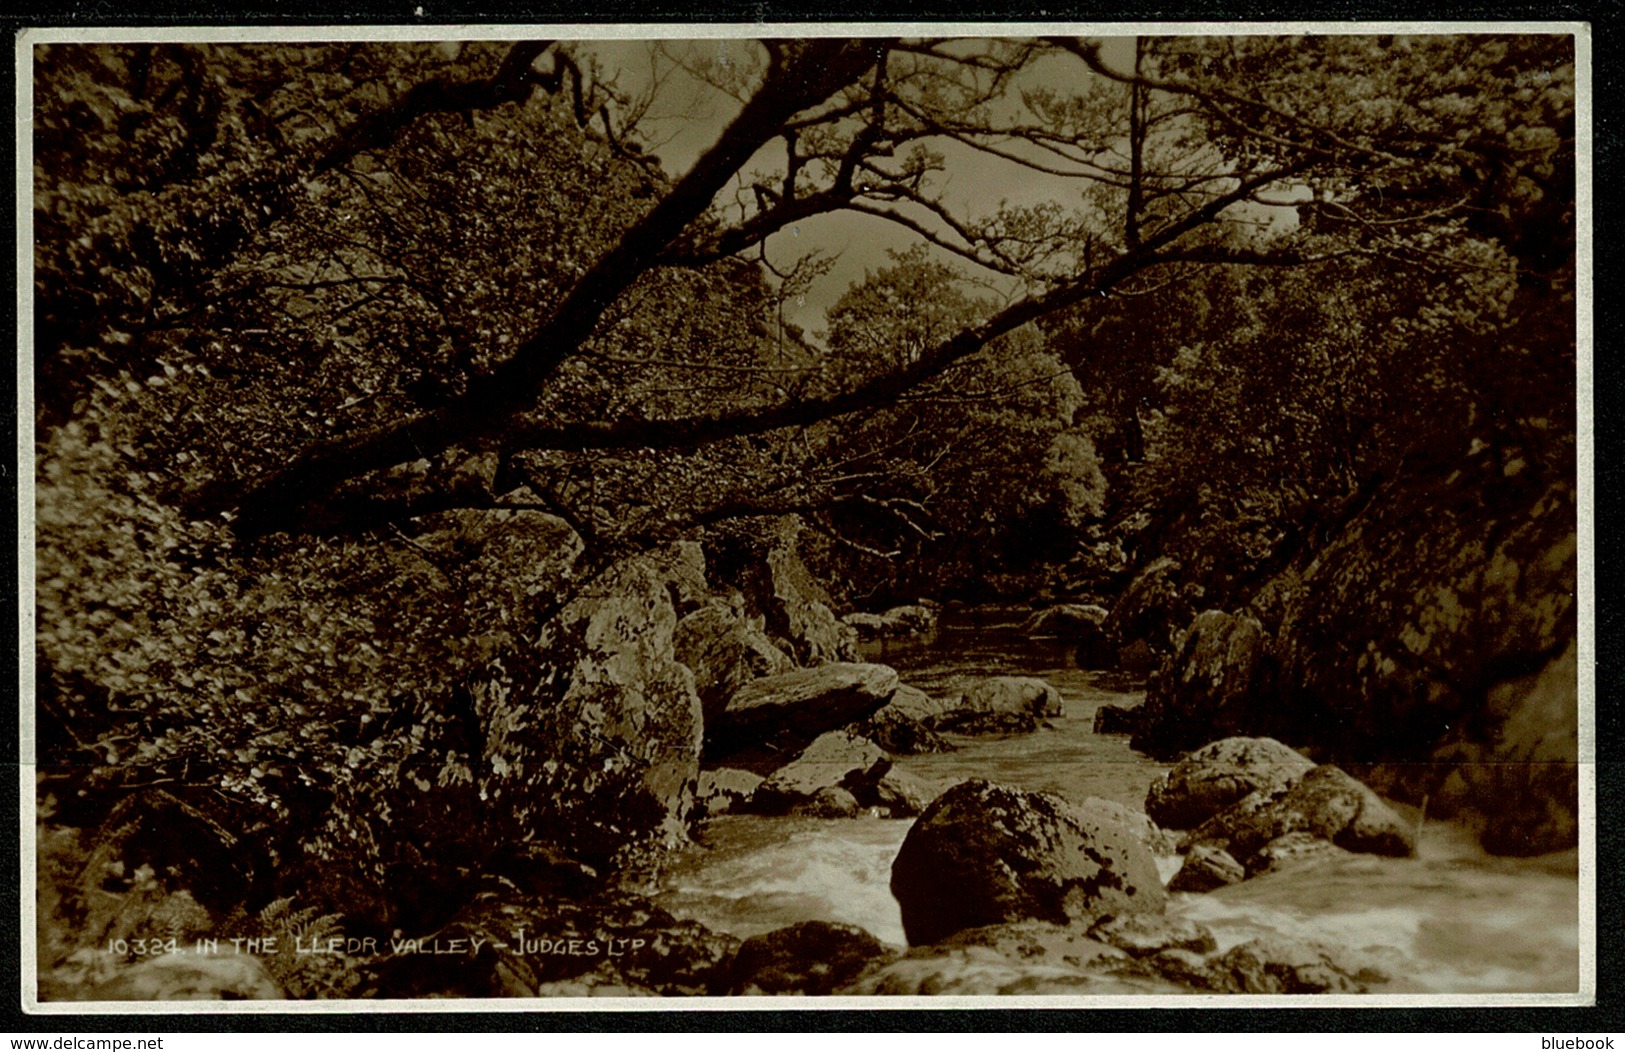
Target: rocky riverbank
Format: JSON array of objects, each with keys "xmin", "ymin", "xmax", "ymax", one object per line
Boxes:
[{"xmin": 38, "ymin": 491, "xmax": 1579, "ymax": 1000}]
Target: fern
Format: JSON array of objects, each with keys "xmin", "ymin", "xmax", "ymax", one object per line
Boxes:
[{"xmin": 230, "ymin": 896, "xmax": 360, "ymax": 999}]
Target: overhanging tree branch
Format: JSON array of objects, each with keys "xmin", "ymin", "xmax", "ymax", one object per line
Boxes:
[
  {"xmin": 500, "ymin": 161, "xmax": 1312, "ymax": 455},
  {"xmin": 314, "ymin": 41, "xmax": 556, "ymax": 174}
]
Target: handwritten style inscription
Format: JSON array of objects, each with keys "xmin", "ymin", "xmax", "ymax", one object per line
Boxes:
[{"xmin": 109, "ymin": 931, "xmax": 650, "ymax": 959}]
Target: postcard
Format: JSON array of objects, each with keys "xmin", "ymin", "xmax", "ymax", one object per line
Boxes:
[{"xmin": 18, "ymin": 21, "xmax": 1593, "ymax": 1011}]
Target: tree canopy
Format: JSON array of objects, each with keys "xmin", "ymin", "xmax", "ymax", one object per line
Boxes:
[{"xmin": 35, "ymin": 36, "xmax": 1574, "ymax": 536}]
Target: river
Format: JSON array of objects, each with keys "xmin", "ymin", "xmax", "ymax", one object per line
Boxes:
[{"xmin": 654, "ymin": 611, "xmax": 1581, "ymax": 995}]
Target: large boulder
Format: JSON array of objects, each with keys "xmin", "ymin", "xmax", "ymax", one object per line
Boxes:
[
  {"xmin": 791, "ymin": 786, "xmax": 863, "ymax": 818},
  {"xmin": 673, "ymin": 603, "xmax": 794, "ymax": 723},
  {"xmin": 650, "ymin": 540, "xmax": 711, "ymax": 617},
  {"xmin": 837, "ymin": 921, "xmax": 1181, "ymax": 996},
  {"xmin": 1190, "ymin": 764, "xmax": 1417, "ymax": 866},
  {"xmin": 841, "ymin": 612, "xmax": 890, "ymax": 638},
  {"xmin": 1103, "ymin": 557, "xmax": 1199, "ymax": 654},
  {"xmin": 873, "ymin": 682, "xmax": 952, "ymax": 724},
  {"xmin": 933, "ymin": 676, "xmax": 1063, "ymax": 735},
  {"xmin": 844, "ymin": 604, "xmax": 939, "ymax": 639},
  {"xmin": 1080, "ymin": 796, "xmax": 1178, "ymax": 858},
  {"xmin": 1204, "ymin": 937, "xmax": 1387, "ymax": 994},
  {"xmin": 1132, "ymin": 610, "xmax": 1275, "ymax": 758},
  {"xmin": 1087, "ymin": 914, "xmax": 1218, "ymax": 959},
  {"xmin": 854, "ymin": 683, "xmax": 955, "ymax": 754},
  {"xmin": 1247, "ymin": 831, "xmax": 1355, "ymax": 877},
  {"xmin": 1092, "ymin": 703, "xmax": 1138, "ymax": 734},
  {"xmin": 890, "ymin": 780, "xmax": 1166, "ymax": 946},
  {"xmin": 703, "ymin": 663, "xmax": 899, "ymax": 765},
  {"xmin": 856, "ymin": 709, "xmax": 954, "ymax": 756},
  {"xmin": 1023, "ymin": 604, "xmax": 1116, "ymax": 670},
  {"xmin": 843, "ymin": 764, "xmax": 940, "ymax": 818},
  {"xmin": 692, "ymin": 768, "xmax": 765, "ymax": 821},
  {"xmin": 1144, "ymin": 737, "xmax": 1315, "ymax": 830},
  {"xmin": 752, "ymin": 731, "xmax": 889, "ymax": 814},
  {"xmin": 1167, "ymin": 843, "xmax": 1245, "ymax": 893},
  {"xmin": 714, "ymin": 516, "xmax": 860, "ymax": 665},
  {"xmin": 729, "ymin": 921, "xmax": 897, "ymax": 994},
  {"xmin": 1022, "ymin": 603, "xmax": 1109, "ymax": 636},
  {"xmin": 1271, "ymin": 446, "xmax": 1577, "ymax": 853},
  {"xmin": 469, "ymin": 555, "xmax": 705, "ymax": 870},
  {"xmin": 1430, "ymin": 641, "xmax": 1580, "ymax": 855}
]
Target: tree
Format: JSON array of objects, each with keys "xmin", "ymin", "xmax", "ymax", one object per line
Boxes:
[{"xmin": 807, "ymin": 248, "xmax": 1103, "ymax": 598}]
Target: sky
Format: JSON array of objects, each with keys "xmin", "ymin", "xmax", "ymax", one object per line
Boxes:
[{"xmin": 580, "ymin": 37, "xmax": 1148, "ymax": 338}]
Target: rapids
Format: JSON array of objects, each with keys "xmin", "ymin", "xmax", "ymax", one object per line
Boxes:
[{"xmin": 653, "ymin": 610, "xmax": 1581, "ymax": 994}]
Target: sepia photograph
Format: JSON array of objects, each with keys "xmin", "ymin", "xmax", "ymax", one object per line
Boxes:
[{"xmin": 21, "ymin": 24, "xmax": 1589, "ymax": 1007}]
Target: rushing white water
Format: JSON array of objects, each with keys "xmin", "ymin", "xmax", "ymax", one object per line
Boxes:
[{"xmin": 654, "ymin": 612, "xmax": 1580, "ymax": 994}]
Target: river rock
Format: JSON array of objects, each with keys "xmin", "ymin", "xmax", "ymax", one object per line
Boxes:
[
  {"xmin": 693, "ymin": 768, "xmax": 765, "ymax": 820},
  {"xmin": 890, "ymin": 780, "xmax": 1166, "ymax": 946},
  {"xmin": 468, "ymin": 554, "xmax": 704, "ymax": 871},
  {"xmin": 1093, "ymin": 703, "xmax": 1138, "ymax": 734},
  {"xmin": 843, "ymin": 604, "xmax": 938, "ymax": 639},
  {"xmin": 844, "ymin": 764, "xmax": 938, "ymax": 817},
  {"xmin": 1247, "ymin": 831, "xmax": 1355, "ymax": 877},
  {"xmin": 673, "ymin": 604, "xmax": 795, "ymax": 722},
  {"xmin": 704, "ymin": 663, "xmax": 899, "ymax": 764},
  {"xmin": 1425, "ymin": 640, "xmax": 1580, "ymax": 855},
  {"xmin": 934, "ymin": 676, "xmax": 1063, "ymax": 735},
  {"xmin": 1088, "ymin": 914, "xmax": 1217, "ymax": 958},
  {"xmin": 1144, "ymin": 737, "xmax": 1316, "ymax": 830},
  {"xmin": 753, "ymin": 730, "xmax": 888, "ymax": 814},
  {"xmin": 791, "ymin": 786, "xmax": 864, "ymax": 818},
  {"xmin": 857, "ymin": 709, "xmax": 954, "ymax": 756},
  {"xmin": 1133, "ymin": 610, "xmax": 1275, "ymax": 758},
  {"xmin": 884, "ymin": 603, "xmax": 939, "ymax": 633},
  {"xmin": 88, "ymin": 952, "xmax": 283, "ymax": 1001},
  {"xmin": 854, "ymin": 684, "xmax": 955, "ymax": 755},
  {"xmin": 715, "ymin": 516, "xmax": 859, "ymax": 665},
  {"xmin": 1081, "ymin": 796, "xmax": 1177, "ymax": 858},
  {"xmin": 1023, "ymin": 603, "xmax": 1109, "ymax": 636},
  {"xmin": 879, "ymin": 683, "xmax": 951, "ymax": 724},
  {"xmin": 1208, "ymin": 937, "xmax": 1387, "ymax": 994},
  {"xmin": 1194, "ymin": 764, "xmax": 1416, "ymax": 864},
  {"xmin": 841, "ymin": 612, "xmax": 890, "ymax": 638},
  {"xmin": 1104, "ymin": 557, "xmax": 1198, "ymax": 653},
  {"xmin": 1117, "ymin": 639, "xmax": 1161, "ymax": 676},
  {"xmin": 1270, "ymin": 447, "xmax": 1576, "ymax": 854},
  {"xmin": 729, "ymin": 921, "xmax": 897, "ymax": 994},
  {"xmin": 1141, "ymin": 948, "xmax": 1220, "ymax": 990},
  {"xmin": 1167, "ymin": 843, "xmax": 1245, "ymax": 893},
  {"xmin": 1182, "ymin": 782, "xmax": 1281, "ymax": 848},
  {"xmin": 838, "ymin": 921, "xmax": 1182, "ymax": 996}
]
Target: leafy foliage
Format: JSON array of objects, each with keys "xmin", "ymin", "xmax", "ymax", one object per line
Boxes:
[{"xmin": 807, "ymin": 249, "xmax": 1106, "ymax": 600}]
